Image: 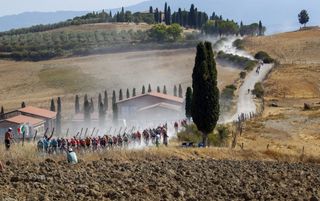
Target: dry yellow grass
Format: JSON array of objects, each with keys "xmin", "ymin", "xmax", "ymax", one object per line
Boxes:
[{"xmin": 1, "ymin": 142, "xmax": 319, "ymax": 165}]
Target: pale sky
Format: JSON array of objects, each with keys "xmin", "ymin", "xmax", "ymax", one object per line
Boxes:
[{"xmin": 0, "ymin": 0, "xmax": 147, "ymax": 16}]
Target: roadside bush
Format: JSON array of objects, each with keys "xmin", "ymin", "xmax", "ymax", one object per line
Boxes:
[
  {"xmin": 233, "ymin": 39, "xmax": 244, "ymax": 49},
  {"xmin": 221, "ymin": 84, "xmax": 237, "ymax": 99},
  {"xmin": 240, "ymin": 71, "xmax": 246, "ymax": 79},
  {"xmin": 252, "ymin": 82, "xmax": 264, "ymax": 98},
  {"xmin": 217, "ymin": 51, "xmax": 258, "ymax": 71},
  {"xmin": 254, "ymin": 51, "xmax": 274, "ymax": 63},
  {"xmin": 177, "ymin": 124, "xmax": 228, "ymax": 147}
]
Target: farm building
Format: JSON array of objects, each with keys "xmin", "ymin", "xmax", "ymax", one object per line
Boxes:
[
  {"xmin": 0, "ymin": 106, "xmax": 56, "ymax": 138},
  {"xmin": 116, "ymin": 92, "xmax": 184, "ymax": 122}
]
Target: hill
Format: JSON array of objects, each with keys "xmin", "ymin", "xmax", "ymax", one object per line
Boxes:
[
  {"xmin": 0, "ymin": 11, "xmax": 87, "ymax": 32},
  {"xmin": 238, "ymin": 28, "xmax": 320, "ymax": 160},
  {"xmin": 1, "ymin": 0, "xmax": 319, "ymax": 33}
]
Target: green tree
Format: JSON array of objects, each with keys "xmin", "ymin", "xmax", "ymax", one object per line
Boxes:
[
  {"xmin": 148, "ymin": 84, "xmax": 152, "ymax": 93},
  {"xmin": 174, "ymin": 85, "xmax": 177, "ymax": 96},
  {"xmin": 185, "ymin": 87, "xmax": 193, "ymax": 120},
  {"xmin": 21, "ymin": 102, "xmax": 26, "ymax": 108},
  {"xmin": 142, "ymin": 85, "xmax": 146, "ymax": 94},
  {"xmin": 50, "ymin": 98, "xmax": 56, "ymax": 112},
  {"xmin": 119, "ymin": 89, "xmax": 123, "ymax": 101},
  {"xmin": 298, "ymin": 10, "xmax": 309, "ymax": 27},
  {"xmin": 75, "ymin": 95, "xmax": 80, "ymax": 113},
  {"xmin": 157, "ymin": 86, "xmax": 161, "ymax": 93},
  {"xmin": 132, "ymin": 88, "xmax": 136, "ymax": 97},
  {"xmin": 167, "ymin": 23, "xmax": 183, "ymax": 41},
  {"xmin": 0, "ymin": 106, "xmax": 4, "ymax": 119},
  {"xmin": 112, "ymin": 90, "xmax": 118, "ymax": 123},
  {"xmin": 104, "ymin": 90, "xmax": 108, "ymax": 112},
  {"xmin": 126, "ymin": 88, "xmax": 130, "ymax": 99},
  {"xmin": 178, "ymin": 84, "xmax": 183, "ymax": 98},
  {"xmin": 84, "ymin": 97, "xmax": 91, "ymax": 124},
  {"xmin": 56, "ymin": 97, "xmax": 62, "ymax": 135},
  {"xmin": 163, "ymin": 85, "xmax": 167, "ymax": 94},
  {"xmin": 191, "ymin": 41, "xmax": 220, "ymax": 146},
  {"xmin": 90, "ymin": 98, "xmax": 94, "ymax": 113},
  {"xmin": 98, "ymin": 93, "xmax": 102, "ymax": 112}
]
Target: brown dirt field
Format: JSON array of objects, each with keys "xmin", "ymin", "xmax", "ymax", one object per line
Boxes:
[{"xmin": 0, "ymin": 48, "xmax": 240, "ymax": 115}]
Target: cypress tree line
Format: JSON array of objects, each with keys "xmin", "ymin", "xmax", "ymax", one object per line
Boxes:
[
  {"xmin": 142, "ymin": 85, "xmax": 146, "ymax": 94},
  {"xmin": 174, "ymin": 85, "xmax": 177, "ymax": 97},
  {"xmin": 191, "ymin": 41, "xmax": 220, "ymax": 146},
  {"xmin": 126, "ymin": 88, "xmax": 130, "ymax": 99},
  {"xmin": 90, "ymin": 98, "xmax": 94, "ymax": 113},
  {"xmin": 132, "ymin": 88, "xmax": 136, "ymax": 97},
  {"xmin": 119, "ymin": 89, "xmax": 123, "ymax": 101},
  {"xmin": 148, "ymin": 84, "xmax": 152, "ymax": 93},
  {"xmin": 21, "ymin": 102, "xmax": 26, "ymax": 108},
  {"xmin": 75, "ymin": 95, "xmax": 80, "ymax": 113},
  {"xmin": 185, "ymin": 87, "xmax": 193, "ymax": 121},
  {"xmin": 179, "ymin": 84, "xmax": 183, "ymax": 98},
  {"xmin": 104, "ymin": 90, "xmax": 108, "ymax": 112},
  {"xmin": 163, "ymin": 85, "xmax": 167, "ymax": 94},
  {"xmin": 50, "ymin": 98, "xmax": 56, "ymax": 112},
  {"xmin": 157, "ymin": 86, "xmax": 161, "ymax": 93},
  {"xmin": 56, "ymin": 97, "xmax": 62, "ymax": 135},
  {"xmin": 84, "ymin": 96, "xmax": 91, "ymax": 124},
  {"xmin": 112, "ymin": 90, "xmax": 118, "ymax": 123}
]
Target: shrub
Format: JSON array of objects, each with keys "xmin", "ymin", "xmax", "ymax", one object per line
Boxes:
[
  {"xmin": 252, "ymin": 82, "xmax": 264, "ymax": 98},
  {"xmin": 240, "ymin": 71, "xmax": 246, "ymax": 79},
  {"xmin": 221, "ymin": 84, "xmax": 236, "ymax": 100},
  {"xmin": 233, "ymin": 39, "xmax": 244, "ymax": 49},
  {"xmin": 217, "ymin": 51, "xmax": 258, "ymax": 71},
  {"xmin": 254, "ymin": 51, "xmax": 274, "ymax": 63}
]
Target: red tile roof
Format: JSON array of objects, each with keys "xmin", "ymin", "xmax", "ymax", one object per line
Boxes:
[
  {"xmin": 117, "ymin": 92, "xmax": 184, "ymax": 104},
  {"xmin": 18, "ymin": 106, "xmax": 57, "ymax": 119},
  {"xmin": 6, "ymin": 115, "xmax": 44, "ymax": 126}
]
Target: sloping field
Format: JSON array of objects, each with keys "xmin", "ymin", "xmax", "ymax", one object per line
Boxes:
[
  {"xmin": 0, "ymin": 48, "xmax": 240, "ymax": 113},
  {"xmin": 239, "ymin": 28, "xmax": 320, "ymax": 158}
]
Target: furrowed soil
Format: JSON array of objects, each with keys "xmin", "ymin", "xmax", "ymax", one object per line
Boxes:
[{"xmin": 0, "ymin": 156, "xmax": 319, "ymax": 201}]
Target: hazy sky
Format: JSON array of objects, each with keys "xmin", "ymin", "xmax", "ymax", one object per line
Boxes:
[{"xmin": 0, "ymin": 0, "xmax": 146, "ymax": 16}]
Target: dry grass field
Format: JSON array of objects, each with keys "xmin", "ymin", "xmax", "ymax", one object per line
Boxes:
[
  {"xmin": 239, "ymin": 28, "xmax": 320, "ymax": 157},
  {"xmin": 0, "ymin": 48, "xmax": 240, "ymax": 115}
]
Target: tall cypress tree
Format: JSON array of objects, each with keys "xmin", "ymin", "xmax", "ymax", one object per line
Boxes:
[
  {"xmin": 56, "ymin": 97, "xmax": 62, "ymax": 135},
  {"xmin": 99, "ymin": 101, "xmax": 105, "ymax": 127},
  {"xmin": 90, "ymin": 98, "xmax": 94, "ymax": 113},
  {"xmin": 84, "ymin": 98, "xmax": 91, "ymax": 124},
  {"xmin": 112, "ymin": 90, "xmax": 118, "ymax": 123},
  {"xmin": 174, "ymin": 85, "xmax": 177, "ymax": 97},
  {"xmin": 132, "ymin": 88, "xmax": 136, "ymax": 97},
  {"xmin": 149, "ymin": 6, "xmax": 153, "ymax": 14},
  {"xmin": 164, "ymin": 2, "xmax": 168, "ymax": 24},
  {"xmin": 98, "ymin": 93, "xmax": 102, "ymax": 112},
  {"xmin": 192, "ymin": 41, "xmax": 220, "ymax": 146},
  {"xmin": 163, "ymin": 85, "xmax": 167, "ymax": 94},
  {"xmin": 50, "ymin": 98, "xmax": 56, "ymax": 112},
  {"xmin": 75, "ymin": 95, "xmax": 80, "ymax": 113},
  {"xmin": 104, "ymin": 90, "xmax": 108, "ymax": 112},
  {"xmin": 126, "ymin": 88, "xmax": 130, "ymax": 99},
  {"xmin": 119, "ymin": 89, "xmax": 123, "ymax": 101},
  {"xmin": 148, "ymin": 84, "xmax": 152, "ymax": 93},
  {"xmin": 0, "ymin": 106, "xmax": 4, "ymax": 119},
  {"xmin": 157, "ymin": 86, "xmax": 161, "ymax": 93},
  {"xmin": 185, "ymin": 87, "xmax": 193, "ymax": 121},
  {"xmin": 258, "ymin": 20, "xmax": 263, "ymax": 36},
  {"xmin": 21, "ymin": 102, "xmax": 26, "ymax": 108},
  {"xmin": 142, "ymin": 85, "xmax": 146, "ymax": 94},
  {"xmin": 178, "ymin": 84, "xmax": 183, "ymax": 98}
]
